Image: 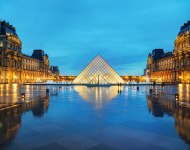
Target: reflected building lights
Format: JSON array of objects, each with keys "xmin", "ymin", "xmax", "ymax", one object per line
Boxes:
[
  {"xmin": 178, "ymin": 84, "xmax": 190, "ymax": 102},
  {"xmin": 0, "ymin": 84, "xmax": 190, "ymax": 146},
  {"xmin": 0, "ymin": 84, "xmax": 47, "ymax": 109},
  {"xmin": 0, "ymin": 96, "xmax": 49, "ymax": 145},
  {"xmin": 147, "ymin": 87, "xmax": 190, "ymax": 144}
]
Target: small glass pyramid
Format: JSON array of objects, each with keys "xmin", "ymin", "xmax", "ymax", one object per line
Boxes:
[{"xmin": 73, "ymin": 55, "xmax": 125, "ymax": 84}]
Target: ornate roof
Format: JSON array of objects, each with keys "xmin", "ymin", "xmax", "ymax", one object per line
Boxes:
[{"xmin": 178, "ymin": 20, "xmax": 190, "ymax": 35}]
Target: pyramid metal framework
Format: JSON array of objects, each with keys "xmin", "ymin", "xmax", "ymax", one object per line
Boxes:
[{"xmin": 73, "ymin": 55, "xmax": 125, "ymax": 84}]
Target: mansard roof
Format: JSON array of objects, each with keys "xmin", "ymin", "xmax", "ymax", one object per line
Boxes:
[
  {"xmin": 178, "ymin": 20, "xmax": 190, "ymax": 35},
  {"xmin": 0, "ymin": 20, "xmax": 17, "ymax": 36}
]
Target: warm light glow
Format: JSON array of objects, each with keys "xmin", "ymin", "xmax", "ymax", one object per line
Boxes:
[{"xmin": 73, "ymin": 55, "xmax": 125, "ymax": 84}]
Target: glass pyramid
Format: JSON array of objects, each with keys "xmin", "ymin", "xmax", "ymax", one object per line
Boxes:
[{"xmin": 73, "ymin": 55, "xmax": 125, "ymax": 84}]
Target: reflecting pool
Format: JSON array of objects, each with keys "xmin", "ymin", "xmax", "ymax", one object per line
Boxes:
[{"xmin": 0, "ymin": 84, "xmax": 190, "ymax": 150}]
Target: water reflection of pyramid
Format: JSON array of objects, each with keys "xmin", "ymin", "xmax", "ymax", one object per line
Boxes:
[
  {"xmin": 73, "ymin": 55, "xmax": 125, "ymax": 84},
  {"xmin": 74, "ymin": 86, "xmax": 123, "ymax": 101},
  {"xmin": 74, "ymin": 86, "xmax": 123, "ymax": 109}
]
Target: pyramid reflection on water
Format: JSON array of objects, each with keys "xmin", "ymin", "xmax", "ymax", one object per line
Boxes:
[
  {"xmin": 74, "ymin": 86, "xmax": 123, "ymax": 109},
  {"xmin": 73, "ymin": 55, "xmax": 125, "ymax": 84}
]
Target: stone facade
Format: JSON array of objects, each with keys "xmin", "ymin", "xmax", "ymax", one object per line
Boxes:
[
  {"xmin": 146, "ymin": 20, "xmax": 190, "ymax": 84},
  {"xmin": 0, "ymin": 20, "xmax": 49, "ymax": 83},
  {"xmin": 147, "ymin": 49, "xmax": 175, "ymax": 83},
  {"xmin": 174, "ymin": 20, "xmax": 190, "ymax": 83}
]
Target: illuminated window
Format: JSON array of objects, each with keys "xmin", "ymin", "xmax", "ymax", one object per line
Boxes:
[{"xmin": 0, "ymin": 41, "xmax": 3, "ymax": 47}]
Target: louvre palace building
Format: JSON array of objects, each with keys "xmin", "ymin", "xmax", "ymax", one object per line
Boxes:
[
  {"xmin": 146, "ymin": 20, "xmax": 190, "ymax": 84},
  {"xmin": 0, "ymin": 20, "xmax": 49, "ymax": 83}
]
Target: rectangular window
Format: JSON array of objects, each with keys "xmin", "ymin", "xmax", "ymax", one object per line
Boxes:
[{"xmin": 0, "ymin": 41, "xmax": 3, "ymax": 47}]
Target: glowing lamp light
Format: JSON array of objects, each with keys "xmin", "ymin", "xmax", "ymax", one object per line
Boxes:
[{"xmin": 175, "ymin": 93, "xmax": 179, "ymax": 101}]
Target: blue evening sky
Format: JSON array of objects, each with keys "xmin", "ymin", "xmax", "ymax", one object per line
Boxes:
[{"xmin": 0, "ymin": 0, "xmax": 190, "ymax": 75}]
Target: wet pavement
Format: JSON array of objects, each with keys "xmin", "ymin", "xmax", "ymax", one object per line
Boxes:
[{"xmin": 0, "ymin": 84, "xmax": 190, "ymax": 150}]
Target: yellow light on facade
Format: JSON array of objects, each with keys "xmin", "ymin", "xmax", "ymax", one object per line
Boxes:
[{"xmin": 13, "ymin": 84, "xmax": 17, "ymax": 92}]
